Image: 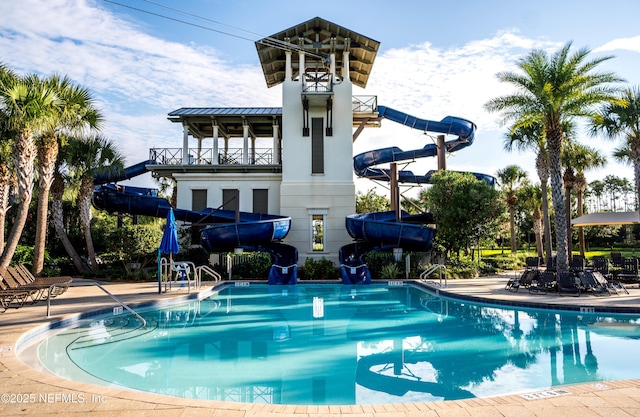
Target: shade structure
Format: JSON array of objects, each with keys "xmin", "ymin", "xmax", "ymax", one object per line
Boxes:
[
  {"xmin": 158, "ymin": 208, "xmax": 180, "ymax": 293},
  {"xmin": 571, "ymin": 211, "xmax": 640, "ymax": 227}
]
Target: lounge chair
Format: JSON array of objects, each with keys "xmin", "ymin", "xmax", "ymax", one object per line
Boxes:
[
  {"xmin": 2, "ymin": 266, "xmax": 72, "ymax": 302},
  {"xmin": 505, "ymin": 257, "xmax": 540, "ymax": 292},
  {"xmin": 528, "ymin": 271, "xmax": 557, "ymax": 294},
  {"xmin": 0, "ymin": 279, "xmax": 36, "ymax": 311},
  {"xmin": 617, "ymin": 258, "xmax": 640, "ymax": 287},
  {"xmin": 557, "ymin": 270, "xmax": 582, "ymax": 296},
  {"xmin": 570, "ymin": 257, "xmax": 586, "ymax": 273},
  {"xmin": 579, "ymin": 270, "xmax": 611, "ymax": 296}
]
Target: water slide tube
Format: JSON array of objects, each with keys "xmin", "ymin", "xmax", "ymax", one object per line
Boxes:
[
  {"xmin": 341, "ymin": 106, "xmax": 493, "ymax": 284},
  {"xmin": 91, "ymin": 163, "xmax": 298, "ymax": 284}
]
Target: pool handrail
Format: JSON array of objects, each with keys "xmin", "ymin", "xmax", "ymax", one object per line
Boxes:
[
  {"xmin": 195, "ymin": 264, "xmax": 221, "ymax": 285},
  {"xmin": 420, "ymin": 263, "xmax": 447, "ymax": 287},
  {"xmin": 46, "ymin": 281, "xmax": 147, "ymax": 328}
]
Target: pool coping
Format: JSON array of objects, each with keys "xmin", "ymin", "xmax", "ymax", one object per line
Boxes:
[{"xmin": 2, "ymin": 276, "xmax": 640, "ymax": 416}]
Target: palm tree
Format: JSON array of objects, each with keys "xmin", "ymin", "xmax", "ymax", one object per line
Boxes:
[
  {"xmin": 592, "ymin": 86, "xmax": 640, "ymax": 209},
  {"xmin": 518, "ymin": 183, "xmax": 544, "ymax": 260},
  {"xmin": 496, "ymin": 165, "xmax": 528, "ymax": 254},
  {"xmin": 31, "ymin": 75, "xmax": 103, "ymax": 275},
  {"xmin": 65, "ymin": 135, "xmax": 124, "ymax": 272},
  {"xmin": 0, "ymin": 114, "xmax": 16, "ymax": 252},
  {"xmin": 503, "ymin": 123, "xmax": 554, "ymax": 265},
  {"xmin": 0, "ymin": 71, "xmax": 61, "ymax": 269},
  {"xmin": 562, "ymin": 143, "xmax": 607, "ymax": 257},
  {"xmin": 485, "ymin": 42, "xmax": 622, "ymax": 271}
]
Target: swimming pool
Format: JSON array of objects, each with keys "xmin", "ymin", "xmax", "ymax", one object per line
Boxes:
[{"xmin": 27, "ymin": 283, "xmax": 640, "ymax": 405}]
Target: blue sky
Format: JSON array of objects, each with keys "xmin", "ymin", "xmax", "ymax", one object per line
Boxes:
[{"xmin": 2, "ymin": 0, "xmax": 640, "ymax": 197}]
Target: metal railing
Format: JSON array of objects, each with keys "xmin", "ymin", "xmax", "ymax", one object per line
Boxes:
[
  {"xmin": 419, "ymin": 264, "xmax": 447, "ymax": 287},
  {"xmin": 352, "ymin": 95, "xmax": 377, "ymax": 113},
  {"xmin": 150, "ymin": 148, "xmax": 275, "ymax": 166},
  {"xmin": 46, "ymin": 281, "xmax": 147, "ymax": 327}
]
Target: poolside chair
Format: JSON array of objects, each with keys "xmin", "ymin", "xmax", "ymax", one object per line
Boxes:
[
  {"xmin": 4, "ymin": 266, "xmax": 72, "ymax": 302},
  {"xmin": 617, "ymin": 258, "xmax": 640, "ymax": 287},
  {"xmin": 0, "ymin": 278, "xmax": 36, "ymax": 311},
  {"xmin": 594, "ymin": 270, "xmax": 627, "ymax": 295},
  {"xmin": 592, "ymin": 257, "xmax": 611, "ymax": 277},
  {"xmin": 578, "ymin": 270, "xmax": 611, "ymax": 296},
  {"xmin": 528, "ymin": 271, "xmax": 557, "ymax": 295},
  {"xmin": 505, "ymin": 257, "xmax": 540, "ymax": 292},
  {"xmin": 570, "ymin": 257, "xmax": 586, "ymax": 273},
  {"xmin": 557, "ymin": 270, "xmax": 582, "ymax": 297},
  {"xmin": 611, "ymin": 253, "xmax": 624, "ymax": 269}
]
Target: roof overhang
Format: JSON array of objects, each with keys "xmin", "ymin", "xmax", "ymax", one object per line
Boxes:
[
  {"xmin": 571, "ymin": 211, "xmax": 640, "ymax": 227},
  {"xmin": 255, "ymin": 17, "xmax": 380, "ymax": 89},
  {"xmin": 167, "ymin": 107, "xmax": 282, "ymax": 139}
]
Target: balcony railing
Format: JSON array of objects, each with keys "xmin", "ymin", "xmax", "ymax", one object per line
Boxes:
[
  {"xmin": 150, "ymin": 148, "xmax": 276, "ymax": 166},
  {"xmin": 352, "ymin": 95, "xmax": 377, "ymax": 113}
]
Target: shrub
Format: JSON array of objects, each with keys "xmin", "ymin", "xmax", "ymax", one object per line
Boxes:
[
  {"xmin": 230, "ymin": 252, "xmax": 272, "ymax": 279},
  {"xmin": 380, "ymin": 263, "xmax": 401, "ymax": 279},
  {"xmin": 299, "ymin": 257, "xmax": 338, "ymax": 280}
]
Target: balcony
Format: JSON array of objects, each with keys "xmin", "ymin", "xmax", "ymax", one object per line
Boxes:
[{"xmin": 147, "ymin": 147, "xmax": 282, "ymax": 176}]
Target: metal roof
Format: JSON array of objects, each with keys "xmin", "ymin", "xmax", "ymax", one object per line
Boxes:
[
  {"xmin": 255, "ymin": 17, "xmax": 380, "ymax": 89},
  {"xmin": 168, "ymin": 107, "xmax": 283, "ymax": 139},
  {"xmin": 168, "ymin": 107, "xmax": 282, "ymax": 117}
]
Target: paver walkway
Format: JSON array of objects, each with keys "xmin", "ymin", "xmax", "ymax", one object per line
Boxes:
[{"xmin": 1, "ymin": 275, "xmax": 640, "ymax": 416}]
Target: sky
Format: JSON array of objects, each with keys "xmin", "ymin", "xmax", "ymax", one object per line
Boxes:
[{"xmin": 2, "ymin": 0, "xmax": 640, "ymax": 198}]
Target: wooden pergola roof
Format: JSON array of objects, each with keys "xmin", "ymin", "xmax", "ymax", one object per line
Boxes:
[{"xmin": 255, "ymin": 17, "xmax": 380, "ymax": 89}]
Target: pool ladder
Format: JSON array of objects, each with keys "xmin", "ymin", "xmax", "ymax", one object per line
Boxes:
[
  {"xmin": 46, "ymin": 281, "xmax": 147, "ymax": 328},
  {"xmin": 420, "ymin": 263, "xmax": 447, "ymax": 287}
]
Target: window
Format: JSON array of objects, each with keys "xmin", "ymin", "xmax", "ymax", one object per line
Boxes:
[
  {"xmin": 191, "ymin": 189, "xmax": 207, "ymax": 244},
  {"xmin": 311, "ymin": 118, "xmax": 324, "ymax": 174},
  {"xmin": 312, "ymin": 214, "xmax": 324, "ymax": 252},
  {"xmin": 253, "ymin": 189, "xmax": 268, "ymax": 214},
  {"xmin": 191, "ymin": 189, "xmax": 207, "ymax": 211},
  {"xmin": 222, "ymin": 189, "xmax": 239, "ymax": 211}
]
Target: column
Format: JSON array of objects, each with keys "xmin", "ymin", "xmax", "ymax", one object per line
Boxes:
[
  {"xmin": 342, "ymin": 50, "xmax": 350, "ymax": 81},
  {"xmin": 212, "ymin": 120, "xmax": 219, "ymax": 165},
  {"xmin": 182, "ymin": 124, "xmax": 189, "ymax": 165},
  {"xmin": 242, "ymin": 118, "xmax": 249, "ymax": 165},
  {"xmin": 272, "ymin": 119, "xmax": 280, "ymax": 165},
  {"xmin": 285, "ymin": 50, "xmax": 292, "ymax": 81}
]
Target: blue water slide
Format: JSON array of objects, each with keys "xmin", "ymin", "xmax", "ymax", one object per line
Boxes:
[
  {"xmin": 341, "ymin": 106, "xmax": 492, "ymax": 284},
  {"xmin": 93, "ymin": 160, "xmax": 153, "ymax": 185},
  {"xmin": 91, "ymin": 163, "xmax": 297, "ymax": 284}
]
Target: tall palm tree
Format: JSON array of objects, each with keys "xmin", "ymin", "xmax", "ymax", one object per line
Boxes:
[
  {"xmin": 592, "ymin": 86, "xmax": 640, "ymax": 209},
  {"xmin": 65, "ymin": 135, "xmax": 124, "ymax": 272},
  {"xmin": 518, "ymin": 183, "xmax": 544, "ymax": 260},
  {"xmin": 562, "ymin": 143, "xmax": 607, "ymax": 258},
  {"xmin": 503, "ymin": 123, "xmax": 554, "ymax": 265},
  {"xmin": 496, "ymin": 165, "xmax": 528, "ymax": 254},
  {"xmin": 0, "ymin": 116, "xmax": 16, "ymax": 252},
  {"xmin": 31, "ymin": 75, "xmax": 102, "ymax": 276},
  {"xmin": 485, "ymin": 42, "xmax": 622, "ymax": 271},
  {"xmin": 0, "ymin": 71, "xmax": 61, "ymax": 269}
]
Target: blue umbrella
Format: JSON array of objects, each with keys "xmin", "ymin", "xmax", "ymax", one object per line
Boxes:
[{"xmin": 158, "ymin": 208, "xmax": 180, "ymax": 293}]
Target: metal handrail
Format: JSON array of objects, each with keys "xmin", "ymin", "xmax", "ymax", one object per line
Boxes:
[
  {"xmin": 420, "ymin": 264, "xmax": 447, "ymax": 287},
  {"xmin": 195, "ymin": 264, "xmax": 221, "ymax": 284},
  {"xmin": 46, "ymin": 281, "xmax": 147, "ymax": 328}
]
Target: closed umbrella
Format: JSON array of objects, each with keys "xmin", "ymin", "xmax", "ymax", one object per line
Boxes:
[{"xmin": 158, "ymin": 208, "xmax": 180, "ymax": 293}]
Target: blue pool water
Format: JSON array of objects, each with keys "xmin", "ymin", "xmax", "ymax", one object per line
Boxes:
[{"xmin": 33, "ymin": 283, "xmax": 640, "ymax": 405}]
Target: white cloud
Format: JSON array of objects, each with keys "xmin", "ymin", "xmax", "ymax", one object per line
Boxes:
[{"xmin": 595, "ymin": 35, "xmax": 640, "ymax": 53}]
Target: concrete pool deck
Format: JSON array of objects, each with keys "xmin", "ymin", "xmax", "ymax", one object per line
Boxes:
[{"xmin": 1, "ymin": 274, "xmax": 640, "ymax": 416}]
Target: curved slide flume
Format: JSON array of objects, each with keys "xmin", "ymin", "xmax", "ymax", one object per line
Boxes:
[
  {"xmin": 341, "ymin": 106, "xmax": 492, "ymax": 284},
  {"xmin": 91, "ymin": 164, "xmax": 298, "ymax": 285}
]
